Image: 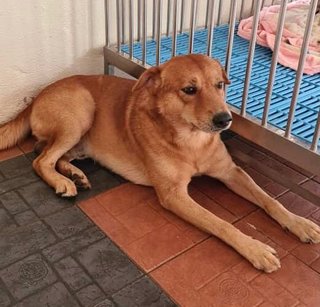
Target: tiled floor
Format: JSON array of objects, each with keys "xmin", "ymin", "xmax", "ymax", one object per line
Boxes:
[{"xmin": 0, "ymin": 133, "xmax": 320, "ymax": 306}]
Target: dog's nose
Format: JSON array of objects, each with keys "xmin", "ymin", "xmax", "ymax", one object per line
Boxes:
[{"xmin": 212, "ymin": 112, "xmax": 232, "ymax": 129}]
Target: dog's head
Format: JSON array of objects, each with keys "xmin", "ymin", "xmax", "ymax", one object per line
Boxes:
[{"xmin": 133, "ymin": 54, "xmax": 232, "ymax": 133}]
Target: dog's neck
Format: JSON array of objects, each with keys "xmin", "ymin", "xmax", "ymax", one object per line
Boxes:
[
  {"xmin": 145, "ymin": 105, "xmax": 217, "ymax": 150},
  {"xmin": 129, "ymin": 91, "xmax": 218, "ymax": 151}
]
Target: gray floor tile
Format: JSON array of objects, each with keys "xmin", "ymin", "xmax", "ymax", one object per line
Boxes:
[
  {"xmin": 0, "ymin": 284, "xmax": 11, "ymax": 307},
  {"xmin": 92, "ymin": 299, "xmax": 115, "ymax": 307},
  {"xmin": 0, "ymin": 253, "xmax": 57, "ymax": 300},
  {"xmin": 0, "ymin": 191, "xmax": 29, "ymax": 214},
  {"xmin": 0, "ymin": 155, "xmax": 176, "ymax": 306},
  {"xmin": 18, "ymin": 181, "xmax": 75, "ymax": 217},
  {"xmin": 13, "ymin": 282, "xmax": 80, "ymax": 307},
  {"xmin": 54, "ymin": 256, "xmax": 91, "ymax": 291},
  {"xmin": 0, "ymin": 208, "xmax": 17, "ymax": 233},
  {"xmin": 45, "ymin": 207, "xmax": 93, "ymax": 239},
  {"xmin": 42, "ymin": 227, "xmax": 105, "ymax": 263},
  {"xmin": 76, "ymin": 239, "xmax": 143, "ymax": 296},
  {"xmin": 0, "ymin": 172, "xmax": 39, "ymax": 194},
  {"xmin": 0, "ymin": 221, "xmax": 56, "ymax": 269},
  {"xmin": 76, "ymin": 284, "xmax": 106, "ymax": 307},
  {"xmin": 0, "ymin": 171, "xmax": 5, "ymax": 182},
  {"xmin": 0, "ymin": 155, "xmax": 32, "ymax": 179},
  {"xmin": 14, "ymin": 210, "xmax": 39, "ymax": 226},
  {"xmin": 112, "ymin": 276, "xmax": 177, "ymax": 307}
]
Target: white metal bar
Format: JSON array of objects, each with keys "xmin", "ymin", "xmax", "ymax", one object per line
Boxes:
[
  {"xmin": 166, "ymin": 0, "xmax": 171, "ymax": 36},
  {"xmin": 225, "ymin": 0, "xmax": 238, "ymax": 76},
  {"xmin": 240, "ymin": 0, "xmax": 245, "ymax": 20},
  {"xmin": 262, "ymin": 0, "xmax": 288, "ymax": 126},
  {"xmin": 156, "ymin": 0, "xmax": 162, "ymax": 65},
  {"xmin": 129, "ymin": 0, "xmax": 134, "ymax": 59},
  {"xmin": 138, "ymin": 0, "xmax": 142, "ymax": 41},
  {"xmin": 153, "ymin": 0, "xmax": 156, "ymax": 39},
  {"xmin": 116, "ymin": 0, "xmax": 122, "ymax": 51},
  {"xmin": 189, "ymin": 0, "xmax": 197, "ymax": 54},
  {"xmin": 217, "ymin": 0, "xmax": 223, "ymax": 25},
  {"xmin": 172, "ymin": 0, "xmax": 178, "ymax": 57},
  {"xmin": 241, "ymin": 0, "xmax": 262, "ymax": 116},
  {"xmin": 180, "ymin": 0, "xmax": 185, "ymax": 33},
  {"xmin": 250, "ymin": 0, "xmax": 255, "ymax": 16},
  {"xmin": 121, "ymin": 0, "xmax": 126, "ymax": 43},
  {"xmin": 285, "ymin": 0, "xmax": 318, "ymax": 138},
  {"xmin": 142, "ymin": 0, "xmax": 147, "ymax": 65},
  {"xmin": 206, "ymin": 0, "xmax": 215, "ymax": 57},
  {"xmin": 311, "ymin": 112, "xmax": 320, "ymax": 152},
  {"xmin": 105, "ymin": 0, "xmax": 109, "ymax": 47},
  {"xmin": 205, "ymin": 0, "xmax": 212, "ymax": 29}
]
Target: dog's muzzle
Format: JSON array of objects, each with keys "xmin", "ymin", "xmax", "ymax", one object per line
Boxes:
[{"xmin": 212, "ymin": 112, "xmax": 232, "ymax": 130}]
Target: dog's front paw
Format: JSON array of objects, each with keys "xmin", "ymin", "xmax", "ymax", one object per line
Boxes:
[
  {"xmin": 287, "ymin": 216, "xmax": 320, "ymax": 244},
  {"xmin": 55, "ymin": 178, "xmax": 78, "ymax": 197},
  {"xmin": 244, "ymin": 239, "xmax": 281, "ymax": 273}
]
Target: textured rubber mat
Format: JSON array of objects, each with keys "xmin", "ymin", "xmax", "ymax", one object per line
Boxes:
[{"xmin": 121, "ymin": 24, "xmax": 320, "ymax": 148}]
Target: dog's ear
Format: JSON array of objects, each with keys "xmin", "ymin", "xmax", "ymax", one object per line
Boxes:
[
  {"xmin": 132, "ymin": 66, "xmax": 161, "ymax": 93},
  {"xmin": 222, "ymin": 68, "xmax": 231, "ymax": 85}
]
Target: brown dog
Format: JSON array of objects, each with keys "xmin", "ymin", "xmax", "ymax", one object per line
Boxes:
[{"xmin": 1, "ymin": 54, "xmax": 319, "ymax": 272}]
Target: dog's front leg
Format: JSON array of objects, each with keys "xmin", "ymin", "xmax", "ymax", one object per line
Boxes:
[
  {"xmin": 211, "ymin": 163, "xmax": 320, "ymax": 244},
  {"xmin": 155, "ymin": 183, "xmax": 280, "ymax": 272}
]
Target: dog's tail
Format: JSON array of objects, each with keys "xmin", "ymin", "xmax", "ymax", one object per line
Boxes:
[{"xmin": 0, "ymin": 104, "xmax": 32, "ymax": 150}]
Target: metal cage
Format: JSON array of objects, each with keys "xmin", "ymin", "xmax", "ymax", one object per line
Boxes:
[{"xmin": 104, "ymin": 0, "xmax": 320, "ymax": 175}]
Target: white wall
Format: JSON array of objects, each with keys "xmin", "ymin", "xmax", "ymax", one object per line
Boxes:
[{"xmin": 0, "ymin": 0, "xmax": 105, "ymax": 125}]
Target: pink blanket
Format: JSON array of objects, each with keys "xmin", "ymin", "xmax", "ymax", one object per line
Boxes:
[{"xmin": 238, "ymin": 0, "xmax": 320, "ymax": 75}]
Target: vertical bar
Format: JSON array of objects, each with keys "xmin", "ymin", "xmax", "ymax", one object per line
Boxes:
[
  {"xmin": 205, "ymin": 0, "xmax": 210, "ymax": 28},
  {"xmin": 311, "ymin": 112, "xmax": 320, "ymax": 152},
  {"xmin": 166, "ymin": 0, "xmax": 171, "ymax": 36},
  {"xmin": 261, "ymin": 0, "xmax": 266, "ymax": 8},
  {"xmin": 241, "ymin": 0, "xmax": 262, "ymax": 116},
  {"xmin": 180, "ymin": 0, "xmax": 184, "ymax": 33},
  {"xmin": 121, "ymin": 0, "xmax": 126, "ymax": 43},
  {"xmin": 285, "ymin": 0, "xmax": 318, "ymax": 138},
  {"xmin": 240, "ymin": 0, "xmax": 245, "ymax": 20},
  {"xmin": 262, "ymin": 0, "xmax": 288, "ymax": 126},
  {"xmin": 142, "ymin": 0, "xmax": 147, "ymax": 65},
  {"xmin": 189, "ymin": 0, "xmax": 197, "ymax": 54},
  {"xmin": 138, "ymin": 0, "xmax": 142, "ymax": 41},
  {"xmin": 153, "ymin": 0, "xmax": 156, "ymax": 39},
  {"xmin": 250, "ymin": 0, "xmax": 255, "ymax": 16},
  {"xmin": 105, "ymin": 0, "xmax": 109, "ymax": 47},
  {"xmin": 206, "ymin": 0, "xmax": 215, "ymax": 56},
  {"xmin": 116, "ymin": 0, "xmax": 122, "ymax": 51},
  {"xmin": 129, "ymin": 0, "xmax": 133, "ymax": 59},
  {"xmin": 225, "ymin": 0, "xmax": 238, "ymax": 76},
  {"xmin": 156, "ymin": 0, "xmax": 163, "ymax": 65},
  {"xmin": 217, "ymin": 0, "xmax": 223, "ymax": 25},
  {"xmin": 172, "ymin": 0, "xmax": 178, "ymax": 57}
]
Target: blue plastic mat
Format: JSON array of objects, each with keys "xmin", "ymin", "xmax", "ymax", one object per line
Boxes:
[{"xmin": 121, "ymin": 24, "xmax": 320, "ymax": 148}]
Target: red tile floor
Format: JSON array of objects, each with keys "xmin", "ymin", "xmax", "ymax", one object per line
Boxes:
[{"xmin": 3, "ymin": 134, "xmax": 320, "ymax": 306}]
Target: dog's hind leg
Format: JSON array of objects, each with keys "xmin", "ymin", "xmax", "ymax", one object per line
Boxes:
[
  {"xmin": 32, "ymin": 133, "xmax": 82, "ymax": 197},
  {"xmin": 56, "ymin": 156, "xmax": 91, "ymax": 190}
]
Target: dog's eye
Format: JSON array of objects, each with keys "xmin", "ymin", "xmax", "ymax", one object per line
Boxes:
[
  {"xmin": 182, "ymin": 86, "xmax": 197, "ymax": 95},
  {"xmin": 217, "ymin": 82, "xmax": 224, "ymax": 89}
]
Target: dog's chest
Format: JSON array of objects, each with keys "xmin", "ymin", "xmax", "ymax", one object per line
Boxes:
[{"xmin": 178, "ymin": 135, "xmax": 219, "ymax": 174}]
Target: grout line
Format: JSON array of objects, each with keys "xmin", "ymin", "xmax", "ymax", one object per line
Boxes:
[{"xmin": 146, "ymin": 236, "xmax": 211, "ymax": 275}]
